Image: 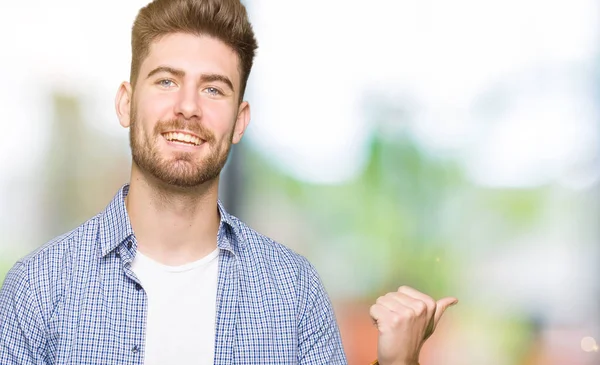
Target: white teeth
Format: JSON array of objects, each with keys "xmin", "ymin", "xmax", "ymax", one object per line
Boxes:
[{"xmin": 163, "ymin": 132, "xmax": 201, "ymax": 146}]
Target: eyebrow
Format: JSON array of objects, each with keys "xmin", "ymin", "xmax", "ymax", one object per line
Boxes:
[
  {"xmin": 199, "ymin": 73, "xmax": 235, "ymax": 92},
  {"xmin": 146, "ymin": 66, "xmax": 235, "ymax": 92},
  {"xmin": 147, "ymin": 66, "xmax": 185, "ymax": 79}
]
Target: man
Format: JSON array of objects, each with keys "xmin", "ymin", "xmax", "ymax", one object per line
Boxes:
[{"xmin": 0, "ymin": 0, "xmax": 457, "ymax": 364}]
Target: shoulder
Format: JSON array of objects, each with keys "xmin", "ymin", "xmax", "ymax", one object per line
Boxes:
[
  {"xmin": 230, "ymin": 217, "xmax": 326, "ymax": 297},
  {"xmin": 13, "ymin": 213, "xmax": 102, "ymax": 273},
  {"xmin": 234, "ymin": 217, "xmax": 317, "ymax": 275},
  {"xmin": 1, "ymin": 214, "xmax": 103, "ymax": 314}
]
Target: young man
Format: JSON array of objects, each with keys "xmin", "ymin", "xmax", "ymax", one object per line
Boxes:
[{"xmin": 0, "ymin": 0, "xmax": 457, "ymax": 364}]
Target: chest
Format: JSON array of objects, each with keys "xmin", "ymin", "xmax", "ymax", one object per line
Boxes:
[
  {"xmin": 137, "ymin": 259, "xmax": 219, "ymax": 365},
  {"xmin": 44, "ymin": 257, "xmax": 299, "ymax": 364}
]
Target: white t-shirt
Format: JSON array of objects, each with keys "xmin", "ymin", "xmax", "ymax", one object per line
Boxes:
[{"xmin": 131, "ymin": 248, "xmax": 220, "ymax": 365}]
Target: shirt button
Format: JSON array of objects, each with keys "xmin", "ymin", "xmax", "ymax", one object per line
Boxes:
[
  {"xmin": 127, "ymin": 242, "xmax": 133, "ymax": 249},
  {"xmin": 132, "ymin": 345, "xmax": 139, "ymax": 353},
  {"xmin": 135, "ymin": 283, "xmax": 142, "ymax": 291}
]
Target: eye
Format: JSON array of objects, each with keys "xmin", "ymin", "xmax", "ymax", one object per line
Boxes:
[
  {"xmin": 157, "ymin": 79, "xmax": 176, "ymax": 88},
  {"xmin": 205, "ymin": 87, "xmax": 223, "ymax": 96}
]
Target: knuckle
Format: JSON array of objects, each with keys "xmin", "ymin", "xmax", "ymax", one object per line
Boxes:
[
  {"xmin": 425, "ymin": 299, "xmax": 436, "ymax": 312},
  {"xmin": 398, "ymin": 306, "xmax": 413, "ymax": 320},
  {"xmin": 414, "ymin": 300, "xmax": 427, "ymax": 315},
  {"xmin": 390, "ymin": 313, "xmax": 403, "ymax": 326}
]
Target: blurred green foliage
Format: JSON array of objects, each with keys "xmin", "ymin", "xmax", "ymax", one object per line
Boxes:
[{"xmin": 244, "ymin": 130, "xmax": 547, "ymax": 303}]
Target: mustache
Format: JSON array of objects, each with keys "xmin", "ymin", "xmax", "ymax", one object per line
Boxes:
[{"xmin": 154, "ymin": 118, "xmax": 216, "ymax": 143}]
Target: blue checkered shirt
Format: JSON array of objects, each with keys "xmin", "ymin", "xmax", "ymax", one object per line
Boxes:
[{"xmin": 0, "ymin": 184, "xmax": 347, "ymax": 364}]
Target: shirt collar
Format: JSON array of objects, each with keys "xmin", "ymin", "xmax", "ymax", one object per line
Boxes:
[
  {"xmin": 98, "ymin": 184, "xmax": 244, "ymax": 257},
  {"xmin": 98, "ymin": 184, "xmax": 134, "ymax": 257},
  {"xmin": 216, "ymin": 198, "xmax": 243, "ymax": 255}
]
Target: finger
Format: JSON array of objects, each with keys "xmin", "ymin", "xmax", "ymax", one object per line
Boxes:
[
  {"xmin": 397, "ymin": 286, "xmax": 437, "ymax": 318},
  {"xmin": 379, "ymin": 292, "xmax": 428, "ymax": 317},
  {"xmin": 369, "ymin": 303, "xmax": 395, "ymax": 331},
  {"xmin": 433, "ymin": 296, "xmax": 458, "ymax": 326}
]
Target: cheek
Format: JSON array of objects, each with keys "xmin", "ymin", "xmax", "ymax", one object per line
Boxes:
[
  {"xmin": 201, "ymin": 101, "xmax": 237, "ymax": 137},
  {"xmin": 137, "ymin": 92, "xmax": 176, "ymax": 124}
]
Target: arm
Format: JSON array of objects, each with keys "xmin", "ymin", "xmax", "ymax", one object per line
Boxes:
[
  {"xmin": 0, "ymin": 262, "xmax": 47, "ymax": 364},
  {"xmin": 297, "ymin": 261, "xmax": 347, "ymax": 365}
]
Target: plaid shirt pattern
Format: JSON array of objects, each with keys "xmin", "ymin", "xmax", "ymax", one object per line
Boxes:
[{"xmin": 0, "ymin": 184, "xmax": 347, "ymax": 364}]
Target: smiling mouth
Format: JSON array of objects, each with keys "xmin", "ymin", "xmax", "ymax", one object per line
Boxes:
[{"xmin": 162, "ymin": 132, "xmax": 203, "ymax": 146}]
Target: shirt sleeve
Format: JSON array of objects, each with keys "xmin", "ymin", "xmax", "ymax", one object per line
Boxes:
[
  {"xmin": 0, "ymin": 262, "xmax": 47, "ymax": 364},
  {"xmin": 297, "ymin": 260, "xmax": 348, "ymax": 365}
]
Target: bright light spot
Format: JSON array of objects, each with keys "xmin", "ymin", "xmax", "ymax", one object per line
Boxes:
[
  {"xmin": 251, "ymin": 0, "xmax": 599, "ymax": 185},
  {"xmin": 581, "ymin": 336, "xmax": 598, "ymax": 352},
  {"xmin": 465, "ymin": 90, "xmax": 598, "ymax": 188}
]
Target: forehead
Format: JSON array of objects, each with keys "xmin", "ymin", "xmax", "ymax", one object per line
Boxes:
[{"xmin": 141, "ymin": 32, "xmax": 241, "ymax": 86}]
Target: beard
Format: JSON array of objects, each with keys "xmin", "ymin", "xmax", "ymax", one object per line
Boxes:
[{"xmin": 129, "ymin": 105, "xmax": 234, "ymax": 188}]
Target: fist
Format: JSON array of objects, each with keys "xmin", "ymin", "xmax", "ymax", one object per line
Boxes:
[{"xmin": 369, "ymin": 286, "xmax": 458, "ymax": 365}]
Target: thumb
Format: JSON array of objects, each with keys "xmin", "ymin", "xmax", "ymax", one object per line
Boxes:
[{"xmin": 433, "ymin": 297, "xmax": 458, "ymax": 326}]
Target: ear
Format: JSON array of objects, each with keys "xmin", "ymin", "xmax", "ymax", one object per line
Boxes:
[
  {"xmin": 115, "ymin": 82, "xmax": 133, "ymax": 128},
  {"xmin": 232, "ymin": 101, "xmax": 251, "ymax": 144}
]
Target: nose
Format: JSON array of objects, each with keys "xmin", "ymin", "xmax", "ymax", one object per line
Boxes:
[{"xmin": 173, "ymin": 84, "xmax": 202, "ymax": 120}]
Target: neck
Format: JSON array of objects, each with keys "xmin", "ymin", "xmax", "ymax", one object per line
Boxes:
[{"xmin": 126, "ymin": 166, "xmax": 221, "ymax": 266}]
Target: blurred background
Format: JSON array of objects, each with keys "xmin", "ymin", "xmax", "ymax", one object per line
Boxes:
[{"xmin": 1, "ymin": 0, "xmax": 599, "ymax": 363}]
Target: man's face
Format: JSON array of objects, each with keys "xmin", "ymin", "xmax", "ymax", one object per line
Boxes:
[{"xmin": 122, "ymin": 33, "xmax": 249, "ymax": 188}]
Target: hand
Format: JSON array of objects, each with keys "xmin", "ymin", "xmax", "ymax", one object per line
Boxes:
[{"xmin": 369, "ymin": 286, "xmax": 458, "ymax": 365}]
